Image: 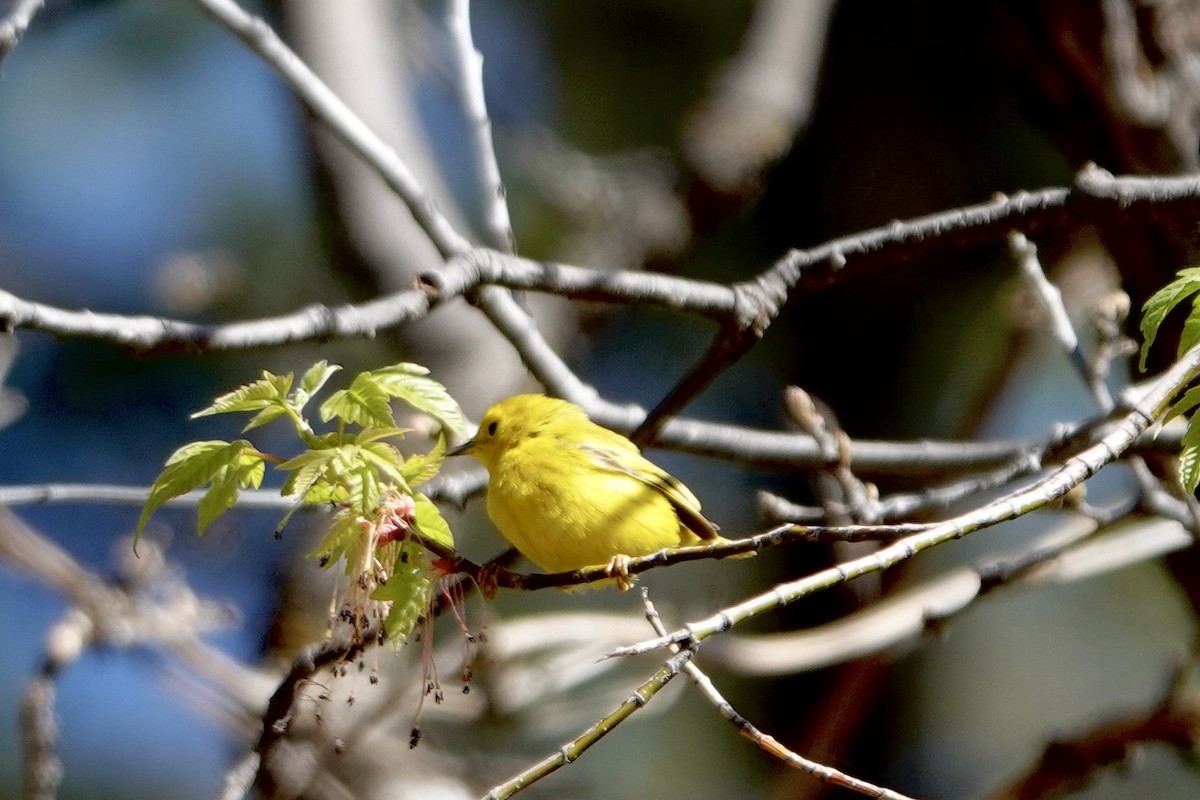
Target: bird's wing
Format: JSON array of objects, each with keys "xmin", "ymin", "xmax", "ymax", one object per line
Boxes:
[{"xmin": 579, "ymin": 441, "xmax": 720, "ymax": 541}]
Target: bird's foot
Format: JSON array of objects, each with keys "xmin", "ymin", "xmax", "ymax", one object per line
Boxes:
[{"xmin": 603, "ymin": 554, "xmax": 637, "ymax": 591}]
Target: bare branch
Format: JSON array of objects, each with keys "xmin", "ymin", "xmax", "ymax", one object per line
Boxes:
[
  {"xmin": 612, "ymin": 340, "xmax": 1200, "ymax": 658},
  {"xmin": 214, "ymin": 753, "xmax": 258, "ymax": 800},
  {"xmin": 444, "ymin": 0, "xmax": 515, "ymax": 254},
  {"xmin": 481, "ymin": 648, "xmax": 695, "ymax": 799},
  {"xmin": 190, "ymin": 0, "xmax": 472, "ymax": 259},
  {"xmin": 0, "ymin": 0, "xmax": 43, "ymax": 68},
  {"xmin": 705, "ymin": 512, "xmax": 1188, "ymax": 677},
  {"xmin": 1101, "ymin": 0, "xmax": 1171, "ymax": 126},
  {"xmin": 623, "ymin": 166, "xmax": 1200, "ymax": 439},
  {"xmin": 641, "ymin": 590, "xmax": 916, "ymax": 800},
  {"xmin": 253, "ymin": 628, "xmax": 374, "ymax": 797},
  {"xmin": 1009, "ymin": 232, "xmax": 1103, "ymax": 408}
]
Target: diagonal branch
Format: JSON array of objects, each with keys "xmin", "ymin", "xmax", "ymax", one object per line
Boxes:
[
  {"xmin": 0, "ymin": 0, "xmax": 42, "ymax": 68},
  {"xmin": 190, "ymin": 0, "xmax": 471, "ymax": 259},
  {"xmin": 445, "ymin": 0, "xmax": 515, "ymax": 254},
  {"xmin": 633, "ymin": 166, "xmax": 1200, "ymax": 437},
  {"xmin": 612, "ymin": 340, "xmax": 1200, "ymax": 658},
  {"xmin": 640, "ymin": 591, "xmax": 917, "ymax": 800},
  {"xmin": 481, "ymin": 648, "xmax": 696, "ymax": 799}
]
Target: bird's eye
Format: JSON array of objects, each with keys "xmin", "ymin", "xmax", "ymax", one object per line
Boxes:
[{"xmin": 487, "ymin": 421, "xmax": 498, "ymax": 436}]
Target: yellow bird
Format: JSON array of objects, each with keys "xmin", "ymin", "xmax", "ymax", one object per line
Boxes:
[{"xmin": 448, "ymin": 394, "xmax": 721, "ymax": 576}]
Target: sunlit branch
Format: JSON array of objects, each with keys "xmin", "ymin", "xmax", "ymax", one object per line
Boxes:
[
  {"xmin": 640, "ymin": 591, "xmax": 917, "ymax": 800},
  {"xmin": 190, "ymin": 0, "xmax": 471, "ymax": 259},
  {"xmin": 481, "ymin": 648, "xmax": 695, "ymax": 799},
  {"xmin": 445, "ymin": 0, "xmax": 516, "ymax": 254},
  {"xmin": 611, "ymin": 340, "xmax": 1200, "ymax": 658},
  {"xmin": 0, "ymin": 0, "xmax": 43, "ymax": 67}
]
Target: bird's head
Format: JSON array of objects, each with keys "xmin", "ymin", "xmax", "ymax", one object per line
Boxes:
[{"xmin": 447, "ymin": 394, "xmax": 586, "ymax": 471}]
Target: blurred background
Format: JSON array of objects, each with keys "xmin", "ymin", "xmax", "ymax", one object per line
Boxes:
[{"xmin": 2, "ymin": 0, "xmax": 1200, "ymax": 798}]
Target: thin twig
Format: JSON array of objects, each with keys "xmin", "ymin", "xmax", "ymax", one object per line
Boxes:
[
  {"xmin": 1009, "ymin": 231, "xmax": 1200, "ymax": 529},
  {"xmin": 611, "ymin": 340, "xmax": 1200, "ymax": 658},
  {"xmin": 0, "ymin": 0, "xmax": 43, "ymax": 68},
  {"xmin": 640, "ymin": 590, "xmax": 917, "ymax": 800},
  {"xmin": 1009, "ymin": 232, "xmax": 1106, "ymax": 409},
  {"xmin": 632, "ymin": 165, "xmax": 1200, "ymax": 438},
  {"xmin": 445, "ymin": 0, "xmax": 515, "ymax": 254},
  {"xmin": 190, "ymin": 0, "xmax": 471, "ymax": 259},
  {"xmin": 253, "ymin": 628, "xmax": 375, "ymax": 796},
  {"xmin": 759, "ymin": 454, "xmax": 1044, "ymax": 524},
  {"xmin": 480, "ymin": 648, "xmax": 696, "ymax": 799},
  {"xmin": 21, "ymin": 638, "xmax": 77, "ymax": 800},
  {"xmin": 705, "ymin": 510, "xmax": 1180, "ymax": 677},
  {"xmin": 0, "ymin": 509, "xmax": 238, "ymax": 799},
  {"xmin": 416, "ymin": 522, "xmax": 936, "ymax": 595}
]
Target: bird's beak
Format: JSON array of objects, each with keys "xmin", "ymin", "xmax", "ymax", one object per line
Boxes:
[{"xmin": 446, "ymin": 439, "xmax": 475, "ymax": 457}]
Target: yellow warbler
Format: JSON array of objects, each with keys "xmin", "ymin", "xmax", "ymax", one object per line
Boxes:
[{"xmin": 448, "ymin": 394, "xmax": 720, "ymax": 575}]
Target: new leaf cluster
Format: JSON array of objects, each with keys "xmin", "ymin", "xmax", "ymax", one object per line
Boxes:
[
  {"xmin": 1142, "ymin": 268, "xmax": 1200, "ymax": 493},
  {"xmin": 136, "ymin": 360, "xmax": 465, "ymax": 642}
]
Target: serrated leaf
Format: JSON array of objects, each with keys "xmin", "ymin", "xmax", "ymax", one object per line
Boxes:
[
  {"xmin": 309, "ymin": 512, "xmax": 365, "ymax": 570},
  {"xmin": 1181, "ymin": 296, "xmax": 1200, "ymax": 360},
  {"xmin": 279, "ymin": 450, "xmax": 331, "ymax": 499},
  {"xmin": 402, "ymin": 435, "xmax": 446, "ymax": 488},
  {"xmin": 1166, "ymin": 386, "xmax": 1200, "ymax": 423},
  {"xmin": 319, "ymin": 382, "xmax": 396, "ymax": 428},
  {"xmin": 357, "ymin": 441, "xmax": 408, "ymax": 485},
  {"xmin": 1180, "ymin": 421, "xmax": 1200, "ymax": 494},
  {"xmin": 1181, "ymin": 445, "xmax": 1200, "ymax": 495},
  {"xmin": 137, "ymin": 440, "xmax": 249, "ymax": 537},
  {"xmin": 192, "ymin": 371, "xmax": 293, "ymax": 418},
  {"xmin": 295, "ymin": 361, "xmax": 341, "ymax": 409},
  {"xmin": 372, "ymin": 541, "xmax": 433, "ymax": 645},
  {"xmin": 412, "ymin": 492, "xmax": 454, "ymax": 550},
  {"xmin": 304, "ymin": 482, "xmax": 349, "ymax": 505},
  {"xmin": 198, "ymin": 469, "xmax": 240, "ymax": 534},
  {"xmin": 370, "ymin": 364, "xmax": 466, "ymax": 435},
  {"xmin": 345, "ymin": 461, "xmax": 383, "ymax": 516},
  {"xmin": 1140, "ymin": 268, "xmax": 1200, "ymax": 370},
  {"xmin": 241, "ymin": 404, "xmax": 289, "ymax": 434},
  {"xmin": 240, "ymin": 456, "xmax": 265, "ymax": 489},
  {"xmin": 354, "ymin": 426, "xmax": 409, "ymax": 445}
]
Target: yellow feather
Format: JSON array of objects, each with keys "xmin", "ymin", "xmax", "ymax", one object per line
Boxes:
[{"xmin": 450, "ymin": 394, "xmax": 720, "ymax": 574}]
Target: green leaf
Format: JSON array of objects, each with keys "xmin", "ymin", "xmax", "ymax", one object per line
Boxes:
[
  {"xmin": 412, "ymin": 492, "xmax": 454, "ymax": 550},
  {"xmin": 371, "ymin": 364, "xmax": 466, "ymax": 435},
  {"xmin": 192, "ymin": 371, "xmax": 293, "ymax": 418},
  {"xmin": 241, "ymin": 404, "xmax": 289, "ymax": 434},
  {"xmin": 1181, "ymin": 296, "xmax": 1200, "ymax": 360},
  {"xmin": 1140, "ymin": 268, "xmax": 1200, "ymax": 370},
  {"xmin": 198, "ymin": 469, "xmax": 240, "ymax": 534},
  {"xmin": 357, "ymin": 440, "xmax": 408, "ymax": 485},
  {"xmin": 136, "ymin": 440, "xmax": 262, "ymax": 542},
  {"xmin": 353, "ymin": 426, "xmax": 409, "ymax": 445},
  {"xmin": 309, "ymin": 512, "xmax": 364, "ymax": 570},
  {"xmin": 139, "ymin": 441, "xmax": 237, "ymax": 532},
  {"xmin": 1181, "ymin": 420, "xmax": 1200, "ymax": 494},
  {"xmin": 401, "ymin": 434, "xmax": 446, "ymax": 488},
  {"xmin": 319, "ymin": 381, "xmax": 396, "ymax": 428},
  {"xmin": 343, "ymin": 460, "xmax": 383, "ymax": 516},
  {"xmin": 1166, "ymin": 386, "xmax": 1200, "ymax": 423},
  {"xmin": 372, "ymin": 540, "xmax": 433, "ymax": 645},
  {"xmin": 1181, "ymin": 445, "xmax": 1200, "ymax": 495},
  {"xmin": 279, "ymin": 448, "xmax": 334, "ymax": 500},
  {"xmin": 297, "ymin": 362, "xmax": 340, "ymax": 400},
  {"xmin": 240, "ymin": 455, "xmax": 265, "ymax": 489}
]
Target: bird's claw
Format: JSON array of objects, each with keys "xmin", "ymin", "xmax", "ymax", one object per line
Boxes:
[{"xmin": 603, "ymin": 554, "xmax": 636, "ymax": 591}]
